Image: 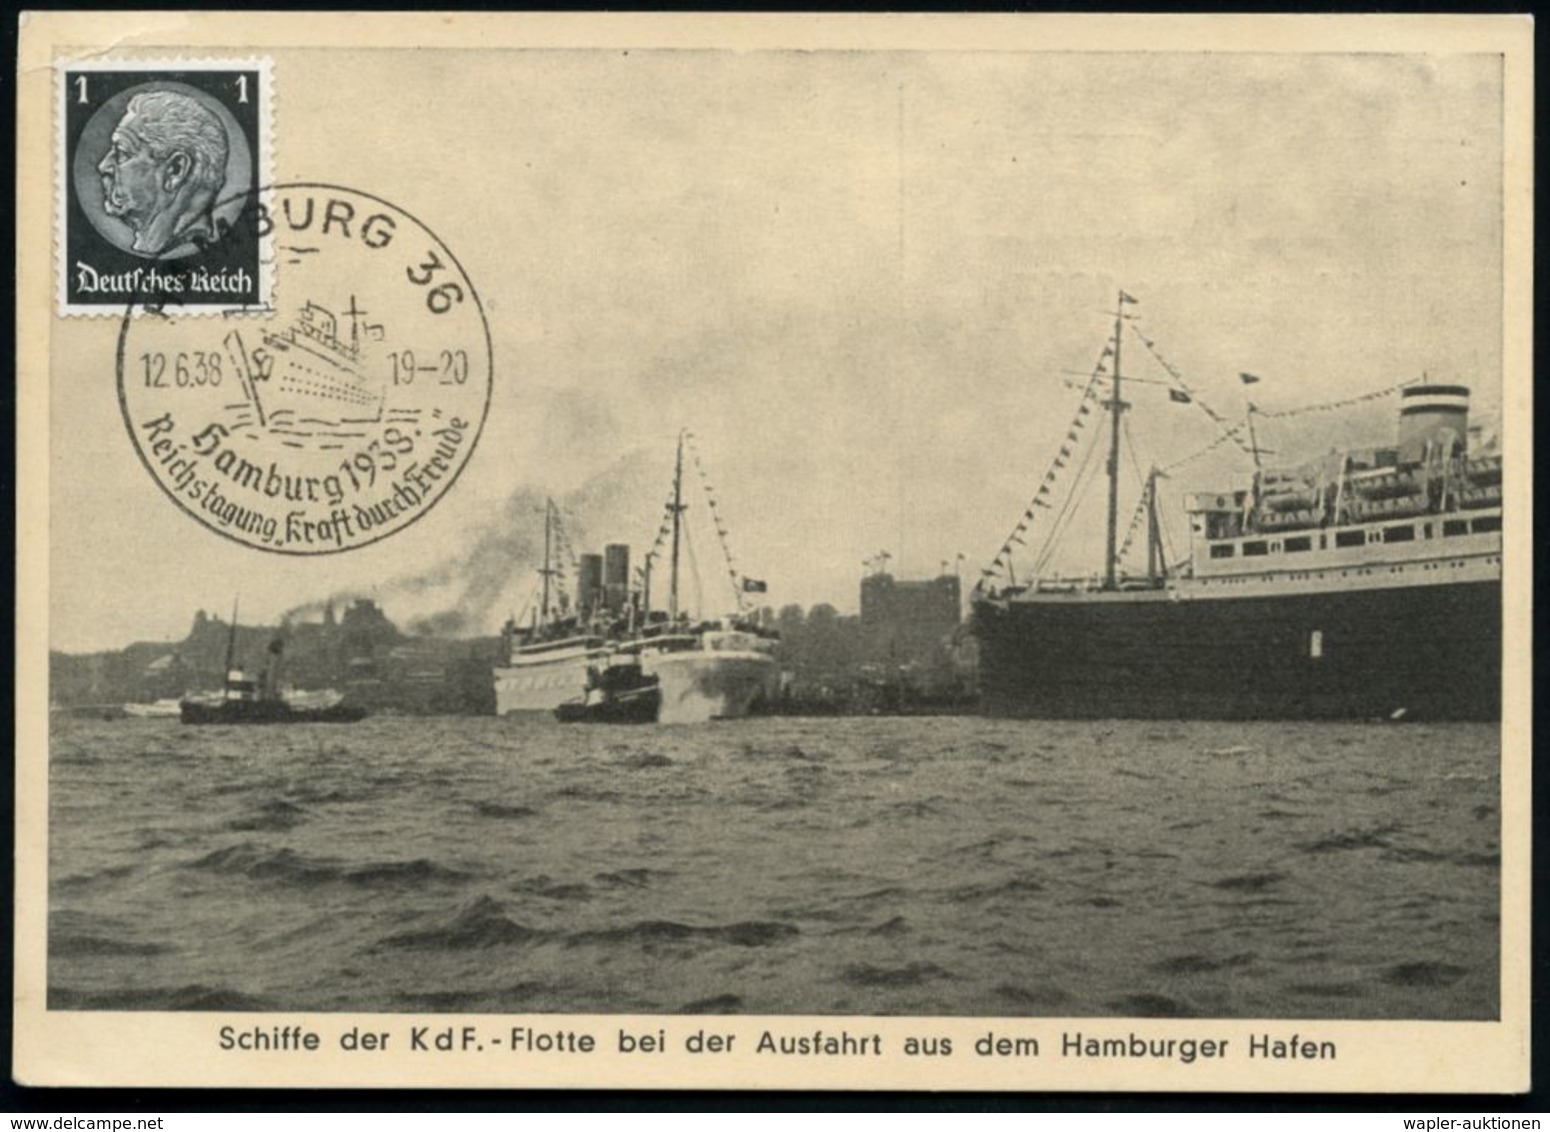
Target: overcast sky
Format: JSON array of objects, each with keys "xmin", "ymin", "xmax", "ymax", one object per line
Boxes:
[{"xmin": 50, "ymin": 47, "xmax": 1506, "ymax": 652}]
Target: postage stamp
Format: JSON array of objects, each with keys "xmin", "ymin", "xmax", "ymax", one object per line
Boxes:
[
  {"xmin": 117, "ymin": 183, "xmax": 493, "ymax": 553},
  {"xmin": 57, "ymin": 58, "xmax": 272, "ymax": 315}
]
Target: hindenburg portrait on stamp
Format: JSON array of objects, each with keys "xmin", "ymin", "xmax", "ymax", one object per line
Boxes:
[
  {"xmin": 96, "ymin": 88, "xmax": 230, "ymax": 256},
  {"xmin": 61, "ymin": 64, "xmax": 267, "ymax": 312}
]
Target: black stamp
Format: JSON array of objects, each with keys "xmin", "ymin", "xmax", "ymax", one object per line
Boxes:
[
  {"xmin": 117, "ymin": 183, "xmax": 493, "ymax": 554},
  {"xmin": 59, "ymin": 60, "xmax": 271, "ymax": 314}
]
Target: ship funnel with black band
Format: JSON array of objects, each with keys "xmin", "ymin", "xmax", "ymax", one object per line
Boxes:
[
  {"xmin": 577, "ymin": 554, "xmax": 604, "ymax": 619},
  {"xmin": 604, "ymin": 544, "xmax": 631, "ymax": 614},
  {"xmin": 1398, "ymin": 384, "xmax": 1469, "ymax": 464}
]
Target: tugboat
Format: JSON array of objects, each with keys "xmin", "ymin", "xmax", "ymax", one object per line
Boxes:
[
  {"xmin": 180, "ymin": 603, "xmax": 368, "ymax": 725},
  {"xmin": 553, "ymin": 653, "xmax": 661, "ymax": 724}
]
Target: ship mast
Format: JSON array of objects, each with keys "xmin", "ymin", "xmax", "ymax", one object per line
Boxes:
[
  {"xmin": 538, "ymin": 498, "xmax": 557, "ymax": 629},
  {"xmin": 668, "ymin": 430, "xmax": 686, "ymax": 621},
  {"xmin": 1103, "ymin": 291, "xmax": 1131, "ymax": 589},
  {"xmin": 224, "ymin": 597, "xmax": 240, "ymax": 677},
  {"xmin": 222, "ymin": 597, "xmax": 240, "ymax": 701}
]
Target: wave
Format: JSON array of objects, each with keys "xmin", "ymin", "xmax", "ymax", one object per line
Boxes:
[
  {"xmin": 186, "ymin": 844, "xmax": 341, "ymax": 886},
  {"xmin": 821, "ymin": 914, "xmax": 911, "ymax": 938},
  {"xmin": 49, "ymin": 983, "xmax": 274, "ymax": 1011},
  {"xmin": 593, "ymin": 867, "xmax": 667, "ymax": 889},
  {"xmin": 1107, "ymin": 992, "xmax": 1195, "ymax": 1017},
  {"xmin": 1296, "ymin": 823, "xmax": 1402, "ymax": 853},
  {"xmin": 1381, "ymin": 847, "xmax": 1500, "ymax": 868},
  {"xmin": 54, "ymin": 864, "xmax": 135, "ymax": 891},
  {"xmin": 883, "ymin": 800, "xmax": 944, "ymax": 819},
  {"xmin": 474, "ymin": 801, "xmax": 539, "ymax": 820},
  {"xmin": 676, "ymin": 993, "xmax": 743, "ymax": 1013},
  {"xmin": 869, "ymin": 915, "xmax": 909, "ymax": 936},
  {"xmin": 568, "ymin": 919, "xmax": 798, "ymax": 949},
  {"xmin": 945, "ymin": 874, "xmax": 1045, "ymax": 902},
  {"xmin": 186, "ymin": 842, "xmax": 472, "ymax": 889},
  {"xmin": 1285, "ymin": 981, "xmax": 1366, "ymax": 1000},
  {"xmin": 378, "ymin": 895, "xmax": 547, "ymax": 950},
  {"xmin": 394, "ymin": 982, "xmax": 560, "ymax": 1012},
  {"xmin": 51, "ymin": 933, "xmax": 173, "ymax": 958},
  {"xmin": 1382, "ymin": 961, "xmax": 1469, "ymax": 988},
  {"xmin": 513, "ymin": 875, "xmax": 592, "ymax": 902},
  {"xmin": 553, "ymin": 784, "xmax": 622, "ymax": 803},
  {"xmin": 349, "ymin": 858, "xmax": 473, "ymax": 888},
  {"xmin": 841, "ymin": 961, "xmax": 950, "ymax": 988},
  {"xmin": 1151, "ymin": 951, "xmax": 1257, "ymax": 975},
  {"xmin": 995, "ymin": 982, "xmax": 1071, "ymax": 1009},
  {"xmin": 226, "ymin": 799, "xmax": 308, "ymax": 833},
  {"xmin": 1211, "ymin": 871, "xmax": 1288, "ymax": 892}
]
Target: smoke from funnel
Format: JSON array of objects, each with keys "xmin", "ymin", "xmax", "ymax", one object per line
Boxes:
[{"xmin": 285, "ymin": 448, "xmax": 670, "ymax": 638}]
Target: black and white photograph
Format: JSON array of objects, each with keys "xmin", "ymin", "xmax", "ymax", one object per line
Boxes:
[{"xmin": 15, "ymin": 12, "xmax": 1531, "ymax": 1092}]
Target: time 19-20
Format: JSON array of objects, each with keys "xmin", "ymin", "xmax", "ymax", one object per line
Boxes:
[{"xmin": 388, "ymin": 350, "xmax": 470, "ymax": 385}]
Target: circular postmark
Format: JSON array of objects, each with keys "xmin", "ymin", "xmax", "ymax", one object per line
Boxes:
[{"xmin": 117, "ymin": 183, "xmax": 492, "ymax": 554}]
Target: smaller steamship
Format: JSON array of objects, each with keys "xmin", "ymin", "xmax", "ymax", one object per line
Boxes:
[{"xmin": 494, "ymin": 434, "xmax": 778, "ymax": 723}]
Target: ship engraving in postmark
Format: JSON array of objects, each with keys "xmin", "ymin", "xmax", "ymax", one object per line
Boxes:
[
  {"xmin": 59, "ymin": 60, "xmax": 271, "ymax": 314},
  {"xmin": 117, "ymin": 183, "xmax": 493, "ymax": 554}
]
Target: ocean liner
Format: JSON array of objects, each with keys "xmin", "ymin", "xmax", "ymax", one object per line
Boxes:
[
  {"xmin": 493, "ymin": 435, "xmax": 778, "ymax": 722},
  {"xmin": 972, "ymin": 292, "xmax": 1502, "ymax": 722}
]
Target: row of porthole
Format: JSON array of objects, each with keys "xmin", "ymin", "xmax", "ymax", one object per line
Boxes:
[
  {"xmin": 504, "ymin": 673, "xmax": 581, "ymax": 688},
  {"xmin": 1200, "ymin": 559, "xmax": 1486, "ymax": 585},
  {"xmin": 1216, "ymin": 516, "xmax": 1499, "ymax": 558}
]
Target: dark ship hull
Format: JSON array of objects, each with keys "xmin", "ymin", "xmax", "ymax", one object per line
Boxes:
[
  {"xmin": 179, "ymin": 699, "xmax": 368, "ymax": 725},
  {"xmin": 973, "ymin": 578, "xmax": 1499, "ymax": 722},
  {"xmin": 554, "ymin": 683, "xmax": 661, "ymax": 724}
]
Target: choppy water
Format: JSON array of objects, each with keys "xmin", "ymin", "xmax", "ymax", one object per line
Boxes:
[{"xmin": 48, "ymin": 715, "xmax": 1499, "ymax": 1019}]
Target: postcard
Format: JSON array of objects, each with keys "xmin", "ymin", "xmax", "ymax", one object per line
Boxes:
[{"xmin": 14, "ymin": 11, "xmax": 1532, "ymax": 1091}]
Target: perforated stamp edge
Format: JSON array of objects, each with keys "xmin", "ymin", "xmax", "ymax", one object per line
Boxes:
[{"xmin": 54, "ymin": 56, "xmax": 275, "ymax": 318}]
